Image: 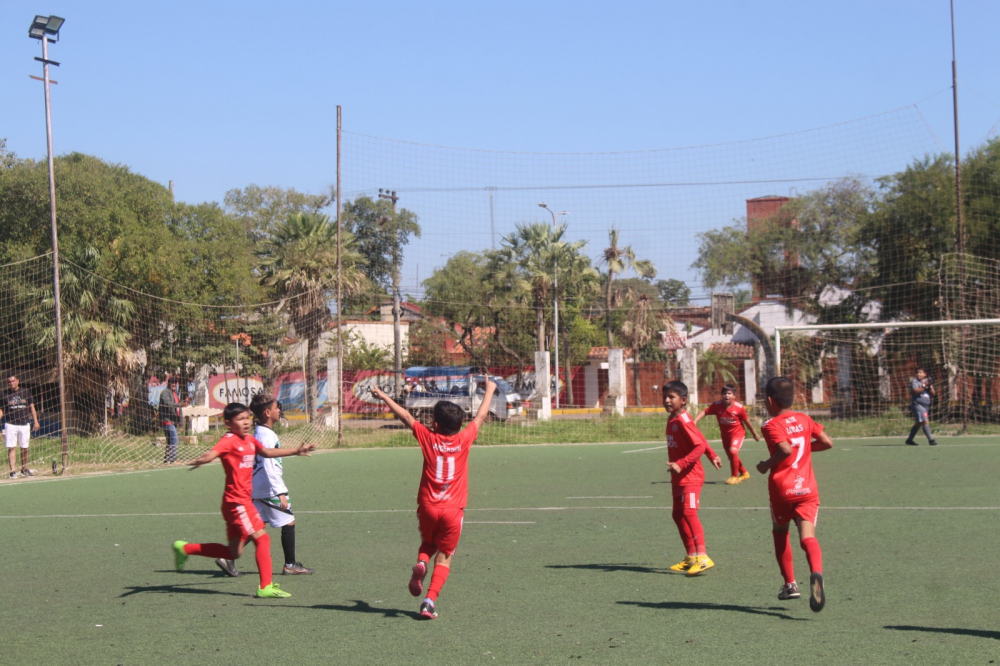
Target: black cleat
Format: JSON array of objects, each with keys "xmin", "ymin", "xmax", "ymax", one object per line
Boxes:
[
  {"xmin": 809, "ymin": 572, "xmax": 826, "ymax": 612},
  {"xmin": 419, "ymin": 600, "xmax": 438, "ymax": 619},
  {"xmin": 215, "ymin": 558, "xmax": 239, "ymax": 577}
]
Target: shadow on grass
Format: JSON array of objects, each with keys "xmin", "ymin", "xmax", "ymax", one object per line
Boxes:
[
  {"xmin": 885, "ymin": 625, "xmax": 1000, "ymax": 641},
  {"xmin": 121, "ymin": 581, "xmax": 249, "ymax": 598},
  {"xmin": 546, "ymin": 563, "xmax": 673, "ymax": 575},
  {"xmin": 618, "ymin": 600, "xmax": 806, "ymax": 621},
  {"xmin": 264, "ymin": 599, "xmax": 421, "ymax": 619}
]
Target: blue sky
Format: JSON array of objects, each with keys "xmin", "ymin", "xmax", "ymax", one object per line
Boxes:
[{"xmin": 3, "ymin": 1, "xmax": 999, "ymax": 299}]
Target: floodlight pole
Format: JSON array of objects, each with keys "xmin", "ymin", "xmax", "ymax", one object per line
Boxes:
[
  {"xmin": 950, "ymin": 0, "xmax": 969, "ymax": 433},
  {"xmin": 33, "ymin": 19, "xmax": 69, "ymax": 471},
  {"xmin": 378, "ymin": 189, "xmax": 403, "ymax": 400},
  {"xmin": 539, "ymin": 204, "xmax": 569, "ymax": 409}
]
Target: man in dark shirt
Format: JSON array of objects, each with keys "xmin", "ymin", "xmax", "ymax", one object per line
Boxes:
[
  {"xmin": 2, "ymin": 375, "xmax": 40, "ymax": 478},
  {"xmin": 158, "ymin": 377, "xmax": 190, "ymax": 464}
]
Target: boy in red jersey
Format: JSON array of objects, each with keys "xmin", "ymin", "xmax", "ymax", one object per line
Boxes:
[
  {"xmin": 171, "ymin": 402, "xmax": 315, "ymax": 598},
  {"xmin": 694, "ymin": 384, "xmax": 761, "ymax": 485},
  {"xmin": 662, "ymin": 381, "xmax": 723, "ymax": 576},
  {"xmin": 371, "ymin": 378, "xmax": 497, "ymax": 620},
  {"xmin": 756, "ymin": 376, "xmax": 833, "ymax": 612}
]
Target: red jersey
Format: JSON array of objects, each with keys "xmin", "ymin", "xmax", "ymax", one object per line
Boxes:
[
  {"xmin": 705, "ymin": 400, "xmax": 749, "ymax": 440},
  {"xmin": 211, "ymin": 432, "xmax": 266, "ymax": 504},
  {"xmin": 762, "ymin": 412, "xmax": 825, "ymax": 503},
  {"xmin": 666, "ymin": 411, "xmax": 717, "ymax": 487},
  {"xmin": 412, "ymin": 421, "xmax": 479, "ymax": 508}
]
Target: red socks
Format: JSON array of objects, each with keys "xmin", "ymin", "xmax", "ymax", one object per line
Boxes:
[
  {"xmin": 426, "ymin": 564, "xmax": 450, "ymax": 602},
  {"xmin": 685, "ymin": 515, "xmax": 705, "ymax": 553},
  {"xmin": 800, "ymin": 537, "xmax": 823, "ymax": 574},
  {"xmin": 254, "ymin": 533, "xmax": 273, "ymax": 588},
  {"xmin": 418, "ymin": 542, "xmax": 436, "ymax": 563},
  {"xmin": 772, "ymin": 531, "xmax": 795, "ymax": 584},
  {"xmin": 183, "ymin": 542, "xmax": 232, "ymax": 559}
]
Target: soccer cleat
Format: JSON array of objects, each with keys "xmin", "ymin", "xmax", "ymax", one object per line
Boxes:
[
  {"xmin": 778, "ymin": 582, "xmax": 801, "ymax": 600},
  {"xmin": 686, "ymin": 555, "xmax": 715, "ymax": 576},
  {"xmin": 172, "ymin": 540, "xmax": 189, "ymax": 571},
  {"xmin": 419, "ymin": 600, "xmax": 438, "ymax": 619},
  {"xmin": 904, "ymin": 440, "xmax": 918, "ymax": 446},
  {"xmin": 8, "ymin": 471, "xmax": 19, "ymax": 479},
  {"xmin": 809, "ymin": 573, "xmax": 826, "ymax": 612},
  {"xmin": 215, "ymin": 558, "xmax": 239, "ymax": 577},
  {"xmin": 255, "ymin": 583, "xmax": 291, "ymax": 598},
  {"xmin": 21, "ymin": 468, "xmax": 35, "ymax": 477},
  {"xmin": 738, "ymin": 471, "xmax": 750, "ymax": 482},
  {"xmin": 669, "ymin": 556, "xmax": 695, "ymax": 572},
  {"xmin": 724, "ymin": 476, "xmax": 740, "ymax": 485},
  {"xmin": 409, "ymin": 561, "xmax": 428, "ymax": 596},
  {"xmin": 282, "ymin": 562, "xmax": 314, "ymax": 575},
  {"xmin": 929, "ymin": 440, "xmax": 938, "ymax": 446}
]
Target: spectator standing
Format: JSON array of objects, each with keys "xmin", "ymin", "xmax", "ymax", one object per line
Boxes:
[
  {"xmin": 159, "ymin": 377, "xmax": 191, "ymax": 464},
  {"xmin": 2, "ymin": 375, "xmax": 40, "ymax": 478},
  {"xmin": 905, "ymin": 367, "xmax": 937, "ymax": 446}
]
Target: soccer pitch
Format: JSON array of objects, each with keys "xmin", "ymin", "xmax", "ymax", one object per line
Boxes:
[{"xmin": 2, "ymin": 436, "xmax": 998, "ymax": 664}]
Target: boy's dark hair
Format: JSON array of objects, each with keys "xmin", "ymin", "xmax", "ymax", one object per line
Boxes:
[
  {"xmin": 765, "ymin": 377, "xmax": 795, "ymax": 409},
  {"xmin": 721, "ymin": 384, "xmax": 736, "ymax": 394},
  {"xmin": 249, "ymin": 392, "xmax": 276, "ymax": 422},
  {"xmin": 223, "ymin": 402, "xmax": 250, "ymax": 421},
  {"xmin": 662, "ymin": 380, "xmax": 688, "ymax": 399},
  {"xmin": 433, "ymin": 400, "xmax": 465, "ymax": 435},
  {"xmin": 915, "ymin": 366, "xmax": 926, "ymax": 374}
]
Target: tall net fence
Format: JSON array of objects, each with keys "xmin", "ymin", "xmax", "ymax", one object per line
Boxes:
[{"xmin": 3, "ymin": 103, "xmax": 1000, "ymax": 475}]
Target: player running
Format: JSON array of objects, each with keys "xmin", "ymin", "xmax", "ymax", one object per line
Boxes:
[
  {"xmin": 756, "ymin": 376, "xmax": 833, "ymax": 612},
  {"xmin": 694, "ymin": 384, "xmax": 761, "ymax": 485},
  {"xmin": 171, "ymin": 402, "xmax": 315, "ymax": 598},
  {"xmin": 371, "ymin": 379, "xmax": 497, "ymax": 620},
  {"xmin": 662, "ymin": 381, "xmax": 723, "ymax": 576}
]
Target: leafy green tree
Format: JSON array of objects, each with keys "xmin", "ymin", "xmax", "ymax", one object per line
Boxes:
[
  {"xmin": 407, "ymin": 319, "xmax": 456, "ymax": 367},
  {"xmin": 224, "ymin": 184, "xmax": 331, "ymax": 243},
  {"xmin": 600, "ymin": 228, "xmax": 655, "ymax": 348},
  {"xmin": 621, "ymin": 292, "xmax": 671, "ymax": 406},
  {"xmin": 342, "ymin": 195, "xmax": 421, "ymax": 308},
  {"xmin": 656, "ymin": 278, "xmax": 691, "ymax": 306},
  {"xmin": 698, "ymin": 348, "xmax": 737, "ymax": 389},
  {"xmin": 422, "ymin": 251, "xmax": 492, "ymax": 365}
]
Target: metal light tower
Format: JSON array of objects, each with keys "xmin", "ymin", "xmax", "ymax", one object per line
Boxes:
[
  {"xmin": 538, "ymin": 203, "xmax": 569, "ymax": 409},
  {"xmin": 29, "ymin": 15, "xmax": 69, "ymax": 471},
  {"xmin": 379, "ymin": 189, "xmax": 403, "ymax": 400}
]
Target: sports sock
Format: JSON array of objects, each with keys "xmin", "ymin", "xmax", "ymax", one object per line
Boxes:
[
  {"xmin": 685, "ymin": 514, "xmax": 706, "ymax": 553},
  {"xmin": 800, "ymin": 537, "xmax": 823, "ymax": 574},
  {"xmin": 729, "ymin": 452, "xmax": 741, "ymax": 477},
  {"xmin": 673, "ymin": 505, "xmax": 695, "ymax": 554},
  {"xmin": 254, "ymin": 533, "xmax": 273, "ymax": 588},
  {"xmin": 281, "ymin": 524, "xmax": 296, "ymax": 564},
  {"xmin": 908, "ymin": 423, "xmax": 921, "ymax": 441},
  {"xmin": 183, "ymin": 542, "xmax": 231, "ymax": 559},
  {"xmin": 772, "ymin": 530, "xmax": 795, "ymax": 584},
  {"xmin": 418, "ymin": 542, "xmax": 435, "ymax": 563},
  {"xmin": 921, "ymin": 422, "xmax": 933, "ymax": 442},
  {"xmin": 426, "ymin": 563, "xmax": 450, "ymax": 602}
]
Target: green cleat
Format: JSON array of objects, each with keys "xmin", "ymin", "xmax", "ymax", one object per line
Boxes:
[
  {"xmin": 256, "ymin": 583, "xmax": 291, "ymax": 599},
  {"xmin": 172, "ymin": 540, "xmax": 189, "ymax": 571}
]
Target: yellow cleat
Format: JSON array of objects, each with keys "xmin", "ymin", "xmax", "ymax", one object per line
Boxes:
[
  {"xmin": 738, "ymin": 471, "xmax": 751, "ymax": 483},
  {"xmin": 724, "ymin": 476, "xmax": 741, "ymax": 485},
  {"xmin": 686, "ymin": 556, "xmax": 715, "ymax": 576},
  {"xmin": 669, "ymin": 556, "xmax": 695, "ymax": 572}
]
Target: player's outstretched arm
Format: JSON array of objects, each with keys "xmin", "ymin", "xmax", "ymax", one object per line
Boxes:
[
  {"xmin": 472, "ymin": 380, "xmax": 497, "ymax": 428},
  {"xmin": 756, "ymin": 440, "xmax": 791, "ymax": 474},
  {"xmin": 812, "ymin": 431, "xmax": 834, "ymax": 452},
  {"xmin": 189, "ymin": 449, "xmax": 221, "ymax": 470},
  {"xmin": 692, "ymin": 408, "xmax": 707, "ymax": 424},
  {"xmin": 371, "ymin": 385, "xmax": 416, "ymax": 429},
  {"xmin": 742, "ymin": 417, "xmax": 762, "ymax": 441},
  {"xmin": 259, "ymin": 443, "xmax": 316, "ymax": 458}
]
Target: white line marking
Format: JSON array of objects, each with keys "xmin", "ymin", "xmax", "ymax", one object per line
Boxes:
[
  {"xmin": 622, "ymin": 445, "xmax": 667, "ymax": 454},
  {"xmin": 566, "ymin": 496, "xmax": 653, "ymax": 499}
]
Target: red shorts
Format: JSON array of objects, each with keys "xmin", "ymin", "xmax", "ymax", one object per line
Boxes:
[
  {"xmin": 417, "ymin": 504, "xmax": 464, "ymax": 556},
  {"xmin": 769, "ymin": 497, "xmax": 820, "ymax": 526},
  {"xmin": 721, "ymin": 435, "xmax": 745, "ymax": 452},
  {"xmin": 222, "ymin": 501, "xmax": 265, "ymax": 541},
  {"xmin": 672, "ymin": 486, "xmax": 701, "ymax": 514}
]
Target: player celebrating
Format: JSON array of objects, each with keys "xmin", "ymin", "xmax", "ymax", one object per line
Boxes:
[
  {"xmin": 171, "ymin": 402, "xmax": 315, "ymax": 598},
  {"xmin": 694, "ymin": 384, "xmax": 761, "ymax": 485},
  {"xmin": 756, "ymin": 376, "xmax": 833, "ymax": 612},
  {"xmin": 214, "ymin": 393, "xmax": 315, "ymax": 578},
  {"xmin": 662, "ymin": 381, "xmax": 723, "ymax": 576},
  {"xmin": 371, "ymin": 379, "xmax": 497, "ymax": 620}
]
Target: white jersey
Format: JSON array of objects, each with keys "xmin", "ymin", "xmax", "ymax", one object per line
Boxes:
[{"xmin": 251, "ymin": 425, "xmax": 288, "ymax": 499}]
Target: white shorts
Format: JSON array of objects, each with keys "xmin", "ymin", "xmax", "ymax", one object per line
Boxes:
[
  {"xmin": 5, "ymin": 424, "xmax": 30, "ymax": 449},
  {"xmin": 253, "ymin": 497, "xmax": 296, "ymax": 528}
]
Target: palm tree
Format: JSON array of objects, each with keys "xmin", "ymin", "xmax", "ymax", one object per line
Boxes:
[
  {"xmin": 621, "ymin": 292, "xmax": 672, "ymax": 406},
  {"xmin": 697, "ymin": 348, "xmax": 738, "ymax": 393},
  {"xmin": 256, "ymin": 212, "xmax": 367, "ymax": 423},
  {"xmin": 600, "ymin": 228, "xmax": 656, "ymax": 348}
]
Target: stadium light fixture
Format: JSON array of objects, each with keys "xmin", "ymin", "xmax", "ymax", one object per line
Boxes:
[
  {"xmin": 29, "ymin": 15, "xmax": 64, "ymax": 41},
  {"xmin": 537, "ymin": 203, "xmax": 570, "ymax": 409}
]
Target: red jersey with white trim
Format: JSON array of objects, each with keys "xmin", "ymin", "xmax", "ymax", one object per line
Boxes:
[
  {"xmin": 212, "ymin": 432, "xmax": 266, "ymax": 504},
  {"xmin": 666, "ymin": 411, "xmax": 716, "ymax": 487},
  {"xmin": 412, "ymin": 421, "xmax": 479, "ymax": 508},
  {"xmin": 762, "ymin": 411, "xmax": 824, "ymax": 503},
  {"xmin": 705, "ymin": 400, "xmax": 749, "ymax": 441}
]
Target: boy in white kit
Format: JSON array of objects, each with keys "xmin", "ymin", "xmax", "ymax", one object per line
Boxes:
[{"xmin": 215, "ymin": 392, "xmax": 314, "ymax": 577}]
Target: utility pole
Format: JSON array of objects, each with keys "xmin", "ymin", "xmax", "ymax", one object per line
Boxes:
[{"xmin": 379, "ymin": 188, "xmax": 403, "ymax": 400}]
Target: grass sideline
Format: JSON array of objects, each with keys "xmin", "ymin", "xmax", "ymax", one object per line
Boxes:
[{"xmin": 1, "ymin": 435, "xmax": 999, "ymax": 664}]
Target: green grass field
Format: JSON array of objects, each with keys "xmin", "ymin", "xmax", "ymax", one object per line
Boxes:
[{"xmin": 2, "ymin": 436, "xmax": 999, "ymax": 664}]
